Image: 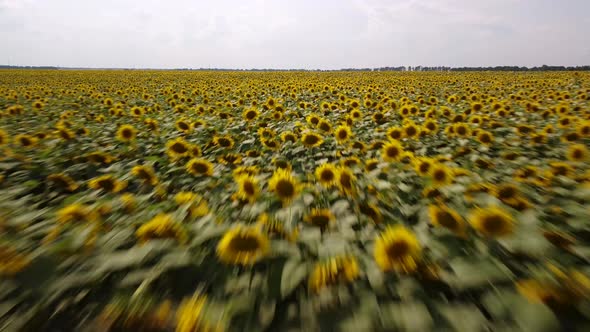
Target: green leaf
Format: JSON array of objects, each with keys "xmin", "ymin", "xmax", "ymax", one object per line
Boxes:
[
  {"xmin": 280, "ymin": 259, "xmax": 309, "ymax": 298},
  {"xmin": 438, "ymin": 304, "xmax": 488, "ymax": 331},
  {"xmin": 380, "ymin": 301, "xmax": 433, "ymax": 332}
]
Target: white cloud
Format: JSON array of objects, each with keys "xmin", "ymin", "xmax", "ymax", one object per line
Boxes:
[{"xmin": 0, "ymin": 0, "xmax": 588, "ymax": 68}]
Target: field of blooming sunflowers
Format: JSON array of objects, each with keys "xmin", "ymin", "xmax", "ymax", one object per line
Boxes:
[{"xmin": 1, "ymin": 69, "xmax": 590, "ymax": 331}]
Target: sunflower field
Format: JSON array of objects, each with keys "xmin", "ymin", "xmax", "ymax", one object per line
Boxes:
[{"xmin": 1, "ymin": 69, "xmax": 590, "ymax": 331}]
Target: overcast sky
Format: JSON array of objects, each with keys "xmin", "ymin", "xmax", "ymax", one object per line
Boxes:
[{"xmin": 1, "ymin": 0, "xmax": 589, "ymax": 69}]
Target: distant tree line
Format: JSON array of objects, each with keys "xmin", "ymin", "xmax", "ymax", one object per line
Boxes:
[{"xmin": 1, "ymin": 64, "xmax": 589, "ymax": 71}]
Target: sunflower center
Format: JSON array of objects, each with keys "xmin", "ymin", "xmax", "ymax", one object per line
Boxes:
[
  {"xmin": 386, "ymin": 147, "xmax": 400, "ymax": 158},
  {"xmin": 419, "ymin": 162, "xmax": 431, "ymax": 174},
  {"xmin": 246, "ymin": 111, "xmax": 257, "ymax": 119},
  {"xmin": 572, "ymin": 149, "xmax": 583, "ymax": 159},
  {"xmin": 191, "ymin": 162, "xmax": 209, "ymax": 174},
  {"xmin": 456, "ymin": 126, "xmax": 467, "ymax": 135},
  {"xmin": 479, "ymin": 133, "xmax": 491, "ymax": 143},
  {"xmin": 386, "ymin": 240, "xmax": 409, "ymax": 258},
  {"xmin": 433, "ymin": 169, "xmax": 447, "ymax": 182},
  {"xmin": 405, "ymin": 126, "xmax": 417, "ymax": 136},
  {"xmin": 98, "ymin": 179, "xmax": 115, "ymax": 191},
  {"xmin": 276, "ymin": 179, "xmax": 295, "ymax": 198},
  {"xmin": 498, "ymin": 186, "xmax": 516, "ymax": 199},
  {"xmin": 20, "ymin": 137, "xmax": 32, "ymax": 146},
  {"xmin": 320, "ymin": 170, "xmax": 335, "ymax": 181},
  {"xmin": 436, "ymin": 211, "xmax": 458, "ymax": 229},
  {"xmin": 243, "ymin": 181, "xmax": 256, "ymax": 196},
  {"xmin": 338, "ymin": 130, "xmax": 348, "ymax": 139},
  {"xmin": 228, "ymin": 234, "xmax": 261, "ymax": 252},
  {"xmin": 171, "ymin": 142, "xmax": 188, "ymax": 153},
  {"xmin": 339, "ymin": 173, "xmax": 352, "ymax": 188},
  {"xmin": 482, "ymin": 215, "xmax": 506, "ymax": 233},
  {"xmin": 303, "ymin": 134, "xmax": 320, "ymax": 145},
  {"xmin": 178, "ymin": 122, "xmax": 189, "ymax": 130},
  {"xmin": 310, "ymin": 215, "xmax": 331, "ymax": 228},
  {"xmin": 122, "ymin": 129, "xmax": 133, "ymax": 138},
  {"xmin": 218, "ymin": 138, "xmax": 231, "ymax": 147}
]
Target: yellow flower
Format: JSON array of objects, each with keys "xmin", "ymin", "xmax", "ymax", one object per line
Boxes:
[
  {"xmin": 166, "ymin": 137, "xmax": 190, "ymax": 159},
  {"xmin": 186, "ymin": 158, "xmax": 214, "ymax": 177},
  {"xmin": 334, "ymin": 125, "xmax": 352, "ymax": 143},
  {"xmin": 131, "ymin": 164, "xmax": 159, "ymax": 185},
  {"xmin": 213, "ymin": 135, "xmax": 235, "ymax": 149},
  {"xmin": 243, "ymin": 108, "xmax": 259, "ymax": 121},
  {"xmin": 381, "ymin": 141, "xmax": 404, "ymax": 162},
  {"xmin": 429, "ymin": 163, "xmax": 453, "ymax": 187},
  {"xmin": 176, "ymin": 293, "xmax": 223, "ymax": 332},
  {"xmin": 566, "ymin": 144, "xmax": 588, "ymax": 162},
  {"xmin": 301, "ymin": 131, "xmax": 324, "ymax": 148},
  {"xmin": 234, "ymin": 174, "xmax": 259, "ymax": 204},
  {"xmin": 315, "ymin": 163, "xmax": 338, "ymax": 187},
  {"xmin": 119, "ymin": 193, "xmax": 137, "ymax": 213},
  {"xmin": 175, "ymin": 119, "xmax": 192, "ymax": 133},
  {"xmin": 374, "ymin": 225, "xmax": 422, "ymax": 273},
  {"xmin": 0, "ymin": 244, "xmax": 31, "ymax": 276},
  {"xmin": 428, "ymin": 204, "xmax": 465, "ymax": 235},
  {"xmin": 304, "ymin": 208, "xmax": 335, "ymax": 231},
  {"xmin": 268, "ymin": 168, "xmax": 300, "ymax": 204},
  {"xmin": 336, "ymin": 166, "xmax": 356, "ymax": 196},
  {"xmin": 414, "ymin": 157, "xmax": 434, "ymax": 176},
  {"xmin": 14, "ymin": 134, "xmax": 37, "ymax": 148},
  {"xmin": 468, "ymin": 206, "xmax": 515, "ymax": 238},
  {"xmin": 0, "ymin": 129, "xmax": 9, "ymax": 145},
  {"xmin": 216, "ymin": 225, "xmax": 269, "ymax": 266},
  {"xmin": 116, "ymin": 124, "xmax": 137, "ymax": 142},
  {"xmin": 257, "ymin": 213, "xmax": 298, "ymax": 242},
  {"xmin": 88, "ymin": 174, "xmax": 127, "ymax": 193},
  {"xmin": 308, "ymin": 255, "xmax": 360, "ymax": 293},
  {"xmin": 47, "ymin": 173, "xmax": 79, "ymax": 192},
  {"xmin": 56, "ymin": 203, "xmax": 98, "ymax": 224},
  {"xmin": 136, "ymin": 214, "xmax": 188, "ymax": 244}
]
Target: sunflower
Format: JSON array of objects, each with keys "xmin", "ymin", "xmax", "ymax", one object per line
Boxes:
[
  {"xmin": 14, "ymin": 134, "xmax": 37, "ymax": 148},
  {"xmin": 268, "ymin": 169, "xmax": 300, "ymax": 204},
  {"xmin": 403, "ymin": 122, "xmax": 419, "ymax": 138},
  {"xmin": 116, "ymin": 124, "xmax": 137, "ymax": 142},
  {"xmin": 317, "ymin": 119, "xmax": 332, "ymax": 134},
  {"xmin": 304, "ymin": 208, "xmax": 335, "ymax": 231},
  {"xmin": 131, "ymin": 164, "xmax": 159, "ymax": 186},
  {"xmin": 453, "ymin": 123, "xmax": 471, "ymax": 137},
  {"xmin": 430, "ymin": 164, "xmax": 453, "ymax": 187},
  {"xmin": 280, "ymin": 131, "xmax": 297, "ymax": 143},
  {"xmin": 549, "ymin": 161, "xmax": 574, "ymax": 177},
  {"xmin": 136, "ymin": 213, "xmax": 188, "ymax": 244},
  {"xmin": 492, "ymin": 183, "xmax": 521, "ymax": 205},
  {"xmin": 301, "ymin": 131, "xmax": 323, "ymax": 148},
  {"xmin": 514, "ymin": 166, "xmax": 538, "ymax": 182},
  {"xmin": 423, "ymin": 120, "xmax": 438, "ymax": 133},
  {"xmin": 234, "ymin": 174, "xmax": 259, "ymax": 204},
  {"xmin": 381, "ymin": 141, "xmax": 404, "ymax": 162},
  {"xmin": 176, "ymin": 293, "xmax": 222, "ymax": 332},
  {"xmin": 428, "ymin": 204, "xmax": 465, "ymax": 235},
  {"xmin": 56, "ymin": 203, "xmax": 98, "ymax": 224},
  {"xmin": 387, "ymin": 127, "xmax": 403, "ymax": 140},
  {"xmin": 341, "ymin": 156, "xmax": 361, "ymax": 168},
  {"xmin": 186, "ymin": 158, "xmax": 214, "ymax": 177},
  {"xmin": 129, "ymin": 106, "xmax": 144, "ymax": 117},
  {"xmin": 242, "ymin": 108, "xmax": 259, "ymax": 121},
  {"xmin": 365, "ymin": 158, "xmax": 380, "ymax": 172},
  {"xmin": 0, "ymin": 129, "xmax": 9, "ymax": 145},
  {"xmin": 257, "ymin": 213, "xmax": 298, "ymax": 242},
  {"xmin": 306, "ymin": 114, "xmax": 321, "ymax": 126},
  {"xmin": 272, "ymin": 158, "xmax": 291, "ymax": 171},
  {"xmin": 88, "ymin": 175, "xmax": 127, "ymax": 193},
  {"xmin": 233, "ymin": 165, "xmax": 259, "ymax": 178},
  {"xmin": 261, "ymin": 138, "xmax": 280, "ymax": 150},
  {"xmin": 166, "ymin": 137, "xmax": 190, "ymax": 159},
  {"xmin": 47, "ymin": 173, "xmax": 79, "ymax": 192},
  {"xmin": 414, "ymin": 158, "xmax": 434, "ymax": 176},
  {"xmin": 566, "ymin": 144, "xmax": 588, "ymax": 162},
  {"xmin": 56, "ymin": 128, "xmax": 75, "ymax": 140},
  {"xmin": 477, "ymin": 130, "xmax": 494, "ymax": 145},
  {"xmin": 315, "ymin": 163, "xmax": 338, "ymax": 187},
  {"xmin": 576, "ymin": 121, "xmax": 590, "ymax": 137},
  {"xmin": 334, "ymin": 125, "xmax": 352, "ymax": 144},
  {"xmin": 374, "ymin": 225, "xmax": 422, "ymax": 273},
  {"xmin": 359, "ymin": 202, "xmax": 382, "ymax": 223},
  {"xmin": 214, "ymin": 135, "xmax": 235, "ymax": 149},
  {"xmin": 216, "ymin": 225, "xmax": 270, "ymax": 266},
  {"xmin": 308, "ymin": 255, "xmax": 360, "ymax": 293},
  {"xmin": 119, "ymin": 193, "xmax": 137, "ymax": 213},
  {"xmin": 86, "ymin": 151, "xmax": 115, "ymax": 164},
  {"xmin": 0, "ymin": 245, "xmax": 31, "ymax": 276},
  {"xmin": 175, "ymin": 119, "xmax": 192, "ymax": 133},
  {"xmin": 218, "ymin": 153, "xmax": 242, "ymax": 166},
  {"xmin": 336, "ymin": 167, "xmax": 356, "ymax": 196},
  {"xmin": 468, "ymin": 206, "xmax": 515, "ymax": 238}
]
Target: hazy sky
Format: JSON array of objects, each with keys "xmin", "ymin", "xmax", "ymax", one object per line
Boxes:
[{"xmin": 1, "ymin": 0, "xmax": 589, "ymax": 69}]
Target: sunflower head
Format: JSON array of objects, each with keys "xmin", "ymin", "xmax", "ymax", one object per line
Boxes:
[
  {"xmin": 430, "ymin": 164, "xmax": 453, "ymax": 187},
  {"xmin": 566, "ymin": 144, "xmax": 588, "ymax": 162},
  {"xmin": 468, "ymin": 206, "xmax": 515, "ymax": 238},
  {"xmin": 381, "ymin": 141, "xmax": 404, "ymax": 162},
  {"xmin": 308, "ymin": 255, "xmax": 360, "ymax": 293},
  {"xmin": 214, "ymin": 135, "xmax": 235, "ymax": 149},
  {"xmin": 186, "ymin": 158, "xmax": 214, "ymax": 177},
  {"xmin": 14, "ymin": 134, "xmax": 37, "ymax": 148},
  {"xmin": 336, "ymin": 167, "xmax": 356, "ymax": 196},
  {"xmin": 374, "ymin": 225, "xmax": 422, "ymax": 273},
  {"xmin": 47, "ymin": 173, "xmax": 79, "ymax": 192},
  {"xmin": 56, "ymin": 203, "xmax": 98, "ymax": 224},
  {"xmin": 88, "ymin": 175, "xmax": 127, "ymax": 193},
  {"xmin": 304, "ymin": 208, "xmax": 335, "ymax": 231},
  {"xmin": 301, "ymin": 131, "xmax": 324, "ymax": 148},
  {"xmin": 131, "ymin": 165, "xmax": 158, "ymax": 186},
  {"xmin": 216, "ymin": 226, "xmax": 270, "ymax": 266},
  {"xmin": 269, "ymin": 169, "xmax": 300, "ymax": 204},
  {"xmin": 334, "ymin": 125, "xmax": 352, "ymax": 143},
  {"xmin": 116, "ymin": 124, "xmax": 137, "ymax": 142},
  {"xmin": 136, "ymin": 214, "xmax": 188, "ymax": 244},
  {"xmin": 315, "ymin": 163, "xmax": 338, "ymax": 187},
  {"xmin": 428, "ymin": 204, "xmax": 465, "ymax": 235},
  {"xmin": 166, "ymin": 137, "xmax": 190, "ymax": 159},
  {"xmin": 234, "ymin": 174, "xmax": 259, "ymax": 204}
]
